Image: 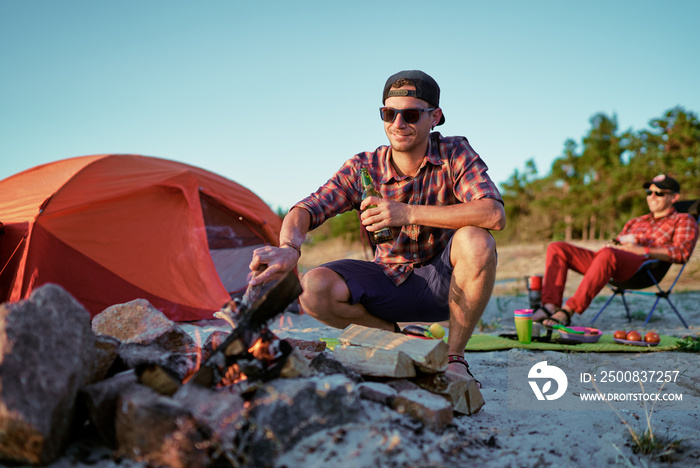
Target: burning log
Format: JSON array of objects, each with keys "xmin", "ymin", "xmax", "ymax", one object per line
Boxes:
[
  {"xmin": 213, "ymin": 263, "xmax": 267, "ymax": 328},
  {"xmin": 134, "ymin": 271, "xmax": 303, "ymax": 398},
  {"xmin": 187, "ymin": 270, "xmax": 302, "ymax": 388}
]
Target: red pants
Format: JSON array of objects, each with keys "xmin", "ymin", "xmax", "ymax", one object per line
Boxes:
[{"xmin": 541, "ymin": 242, "xmax": 647, "ymax": 314}]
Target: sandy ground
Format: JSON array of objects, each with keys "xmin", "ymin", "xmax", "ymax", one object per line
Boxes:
[
  {"xmin": 270, "ymin": 240, "xmax": 700, "ymax": 467},
  {"xmin": 271, "ymin": 289, "xmax": 700, "ymax": 467}
]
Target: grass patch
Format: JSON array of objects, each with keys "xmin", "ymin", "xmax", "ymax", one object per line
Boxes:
[
  {"xmin": 677, "ymin": 335, "xmax": 700, "ymax": 352},
  {"xmin": 628, "ymin": 428, "xmax": 685, "ymax": 463},
  {"xmin": 592, "ymin": 379, "xmax": 685, "ymax": 463},
  {"xmin": 477, "ymin": 317, "xmax": 502, "ymax": 333}
]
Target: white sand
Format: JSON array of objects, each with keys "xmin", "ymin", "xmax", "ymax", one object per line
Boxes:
[{"xmin": 271, "ymin": 291, "xmax": 700, "ymax": 467}]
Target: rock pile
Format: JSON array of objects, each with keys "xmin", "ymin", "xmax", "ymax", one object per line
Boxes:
[{"xmin": 0, "ymin": 284, "xmax": 484, "ymax": 467}]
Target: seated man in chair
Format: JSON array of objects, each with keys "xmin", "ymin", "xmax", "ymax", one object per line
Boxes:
[{"xmin": 533, "ymin": 174, "xmax": 699, "ymax": 327}]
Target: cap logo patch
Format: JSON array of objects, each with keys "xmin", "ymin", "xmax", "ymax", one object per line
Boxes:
[
  {"xmin": 653, "ymin": 174, "xmax": 666, "ymax": 182},
  {"xmin": 387, "ymin": 89, "xmax": 416, "ymax": 98}
]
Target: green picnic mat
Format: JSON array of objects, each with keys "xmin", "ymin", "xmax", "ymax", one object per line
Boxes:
[
  {"xmin": 321, "ymin": 334, "xmax": 680, "ymax": 353},
  {"xmin": 464, "ymin": 333, "xmax": 680, "ymax": 352}
]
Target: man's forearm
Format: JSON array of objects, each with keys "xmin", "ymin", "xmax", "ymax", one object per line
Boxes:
[
  {"xmin": 407, "ymin": 199, "xmax": 506, "ymax": 231},
  {"xmin": 280, "ymin": 207, "xmax": 311, "ymax": 248},
  {"xmin": 646, "ymin": 246, "xmax": 673, "ymax": 263},
  {"xmin": 613, "ymin": 242, "xmax": 674, "ymax": 263}
]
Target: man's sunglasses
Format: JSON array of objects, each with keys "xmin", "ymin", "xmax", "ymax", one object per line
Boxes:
[
  {"xmin": 380, "ymin": 107, "xmax": 435, "ymax": 124},
  {"xmin": 646, "ymin": 189, "xmax": 673, "ymax": 197}
]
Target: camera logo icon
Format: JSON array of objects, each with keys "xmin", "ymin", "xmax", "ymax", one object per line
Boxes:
[{"xmin": 528, "ymin": 361, "xmax": 568, "ymax": 400}]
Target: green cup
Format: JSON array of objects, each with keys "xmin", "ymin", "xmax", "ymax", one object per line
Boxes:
[{"xmin": 514, "ymin": 316, "xmax": 533, "ymax": 344}]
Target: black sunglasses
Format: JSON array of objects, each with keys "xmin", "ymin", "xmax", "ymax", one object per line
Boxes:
[
  {"xmin": 379, "ymin": 107, "xmax": 435, "ymax": 124},
  {"xmin": 646, "ymin": 189, "xmax": 672, "ymax": 197}
]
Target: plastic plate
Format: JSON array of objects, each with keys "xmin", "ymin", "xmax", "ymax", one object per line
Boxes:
[
  {"xmin": 613, "ymin": 337, "xmax": 659, "ymax": 347},
  {"xmin": 557, "ymin": 326, "xmax": 602, "ymax": 343}
]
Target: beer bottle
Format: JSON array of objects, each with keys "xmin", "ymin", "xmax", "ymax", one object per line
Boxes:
[{"xmin": 360, "ymin": 167, "xmax": 393, "ymax": 245}]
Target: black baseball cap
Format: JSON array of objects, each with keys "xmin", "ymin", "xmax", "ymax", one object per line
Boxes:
[
  {"xmin": 643, "ymin": 174, "xmax": 681, "ymax": 193},
  {"xmin": 382, "ymin": 70, "xmax": 445, "ymax": 126}
]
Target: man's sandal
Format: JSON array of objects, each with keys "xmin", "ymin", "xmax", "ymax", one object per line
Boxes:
[
  {"xmin": 543, "ymin": 309, "xmax": 573, "ymax": 327},
  {"xmin": 531, "ymin": 307, "xmax": 553, "ymax": 323},
  {"xmin": 448, "ymin": 355, "xmax": 482, "ymax": 388}
]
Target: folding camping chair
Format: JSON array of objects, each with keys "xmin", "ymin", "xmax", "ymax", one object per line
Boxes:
[{"xmin": 590, "ymin": 199, "xmax": 699, "ymax": 329}]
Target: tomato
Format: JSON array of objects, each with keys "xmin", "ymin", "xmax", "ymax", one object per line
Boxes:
[
  {"xmin": 627, "ymin": 330, "xmax": 642, "ymax": 342},
  {"xmin": 644, "ymin": 332, "xmax": 660, "ymax": 343},
  {"xmin": 613, "ymin": 330, "xmax": 627, "ymax": 339}
]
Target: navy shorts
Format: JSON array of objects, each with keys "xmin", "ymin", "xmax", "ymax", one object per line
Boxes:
[{"xmin": 320, "ymin": 237, "xmax": 454, "ymax": 323}]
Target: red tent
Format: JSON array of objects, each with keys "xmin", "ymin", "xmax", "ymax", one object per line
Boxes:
[{"xmin": 0, "ymin": 154, "xmax": 282, "ymax": 321}]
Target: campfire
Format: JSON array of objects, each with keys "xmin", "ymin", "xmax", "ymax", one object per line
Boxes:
[
  {"xmin": 0, "ymin": 278, "xmax": 483, "ymax": 467},
  {"xmin": 198, "ymin": 330, "xmax": 293, "ymax": 388}
]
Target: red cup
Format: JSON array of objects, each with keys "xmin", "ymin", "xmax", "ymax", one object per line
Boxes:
[{"xmin": 528, "ymin": 275, "xmax": 542, "ymax": 291}]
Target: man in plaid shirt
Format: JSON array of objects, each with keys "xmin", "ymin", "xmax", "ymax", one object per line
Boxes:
[
  {"xmin": 250, "ymin": 70, "xmax": 505, "ymax": 385},
  {"xmin": 535, "ymin": 174, "xmax": 699, "ymax": 328}
]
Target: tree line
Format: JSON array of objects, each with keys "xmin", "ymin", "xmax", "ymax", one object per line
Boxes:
[{"xmin": 494, "ymin": 106, "xmax": 699, "ymax": 245}]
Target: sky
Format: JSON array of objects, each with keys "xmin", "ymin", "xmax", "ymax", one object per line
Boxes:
[{"xmin": 1, "ymin": 0, "xmax": 699, "ymax": 211}]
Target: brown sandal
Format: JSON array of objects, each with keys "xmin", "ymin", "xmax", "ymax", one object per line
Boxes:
[
  {"xmin": 448, "ymin": 355, "xmax": 482, "ymax": 388},
  {"xmin": 532, "ymin": 307, "xmax": 553, "ymax": 323},
  {"xmin": 543, "ymin": 308, "xmax": 573, "ymax": 327}
]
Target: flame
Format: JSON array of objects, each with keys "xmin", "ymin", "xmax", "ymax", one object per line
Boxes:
[
  {"xmin": 182, "ymin": 329, "xmax": 204, "ymax": 384},
  {"xmin": 219, "ymin": 363, "xmax": 247, "ymax": 386},
  {"xmin": 192, "ymin": 329, "xmax": 203, "ymax": 374},
  {"xmin": 180, "ymin": 329, "xmax": 249, "ymax": 386},
  {"xmin": 182, "ymin": 330, "xmax": 285, "ymax": 387},
  {"xmin": 248, "ymin": 337, "xmax": 275, "ymax": 361}
]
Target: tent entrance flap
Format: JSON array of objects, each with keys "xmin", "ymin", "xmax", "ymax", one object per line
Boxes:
[{"xmin": 200, "ymin": 194, "xmax": 268, "ymax": 298}]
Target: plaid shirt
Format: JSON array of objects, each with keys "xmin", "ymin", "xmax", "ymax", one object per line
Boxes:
[
  {"xmin": 293, "ymin": 132, "xmax": 503, "ymax": 284},
  {"xmin": 619, "ymin": 209, "xmax": 699, "ymax": 263}
]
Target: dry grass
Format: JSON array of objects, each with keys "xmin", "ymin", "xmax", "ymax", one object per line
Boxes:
[
  {"xmin": 299, "ymin": 238, "xmax": 700, "ymax": 296},
  {"xmin": 298, "ymin": 238, "xmax": 371, "ymax": 275},
  {"xmin": 591, "ymin": 379, "xmax": 686, "ymax": 463}
]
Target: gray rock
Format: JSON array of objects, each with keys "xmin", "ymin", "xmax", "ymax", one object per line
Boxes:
[
  {"xmin": 92, "ymin": 298, "xmax": 196, "ymax": 352},
  {"xmin": 79, "ymin": 370, "xmax": 140, "ymax": 448},
  {"xmin": 113, "ymin": 342, "xmax": 198, "ymax": 381},
  {"xmin": 357, "ymin": 381, "xmax": 398, "ymax": 406},
  {"xmin": 0, "ymin": 284, "xmax": 96, "ymax": 465},
  {"xmin": 114, "ymin": 384, "xmax": 209, "ymax": 468},
  {"xmin": 88, "ymin": 334, "xmax": 119, "ymax": 384},
  {"xmin": 309, "ymin": 351, "xmax": 363, "ymax": 382},
  {"xmin": 246, "ymin": 375, "xmax": 362, "ymax": 466}
]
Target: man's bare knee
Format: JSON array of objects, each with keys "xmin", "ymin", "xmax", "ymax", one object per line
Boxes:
[
  {"xmin": 299, "ymin": 267, "xmax": 349, "ymax": 312},
  {"xmin": 450, "ymin": 226, "xmax": 497, "ymax": 267}
]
